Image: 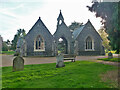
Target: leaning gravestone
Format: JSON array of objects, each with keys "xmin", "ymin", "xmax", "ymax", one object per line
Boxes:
[
  {"xmin": 108, "ymin": 52, "xmax": 113, "ymax": 59},
  {"xmin": 56, "ymin": 53, "xmax": 65, "ymax": 68},
  {"xmin": 13, "ymin": 56, "xmax": 24, "ymax": 72}
]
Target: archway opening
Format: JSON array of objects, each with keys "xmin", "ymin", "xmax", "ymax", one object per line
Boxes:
[{"xmin": 58, "ymin": 37, "xmax": 68, "ymax": 54}]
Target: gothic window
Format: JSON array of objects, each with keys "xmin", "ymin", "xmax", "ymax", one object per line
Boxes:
[
  {"xmin": 85, "ymin": 36, "xmax": 93, "ymax": 50},
  {"xmin": 34, "ymin": 35, "xmax": 45, "ymax": 51}
]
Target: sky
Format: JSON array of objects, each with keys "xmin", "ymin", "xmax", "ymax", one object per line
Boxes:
[{"xmin": 0, "ymin": 0, "xmax": 103, "ymax": 41}]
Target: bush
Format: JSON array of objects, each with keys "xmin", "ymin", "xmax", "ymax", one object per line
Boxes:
[
  {"xmin": 98, "ymin": 58, "xmax": 120, "ymax": 62},
  {"xmin": 2, "ymin": 51, "xmax": 15, "ymax": 55}
]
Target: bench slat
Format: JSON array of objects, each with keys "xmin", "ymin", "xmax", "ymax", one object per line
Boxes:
[{"xmin": 63, "ymin": 54, "xmax": 76, "ymax": 62}]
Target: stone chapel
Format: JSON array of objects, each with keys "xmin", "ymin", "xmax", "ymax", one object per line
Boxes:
[{"xmin": 16, "ymin": 10, "xmax": 105, "ymax": 56}]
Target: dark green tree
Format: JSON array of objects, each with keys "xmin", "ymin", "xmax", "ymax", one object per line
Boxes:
[
  {"xmin": 11, "ymin": 29, "xmax": 26, "ymax": 50},
  {"xmin": 6, "ymin": 39, "xmax": 10, "ymax": 45},
  {"xmin": 87, "ymin": 1, "xmax": 120, "ymax": 54},
  {"xmin": 2, "ymin": 41, "xmax": 8, "ymax": 51},
  {"xmin": 69, "ymin": 21, "xmax": 83, "ymax": 32}
]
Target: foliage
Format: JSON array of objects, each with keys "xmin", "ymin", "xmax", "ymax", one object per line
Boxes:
[
  {"xmin": 98, "ymin": 58, "xmax": 120, "ymax": 62},
  {"xmin": 1, "ymin": 51, "xmax": 15, "ymax": 55},
  {"xmin": 87, "ymin": 2, "xmax": 120, "ymax": 54},
  {"xmin": 11, "ymin": 29, "xmax": 26, "ymax": 50},
  {"xmin": 58, "ymin": 41, "xmax": 66, "ymax": 53},
  {"xmin": 2, "ymin": 61, "xmax": 117, "ymax": 88},
  {"xmin": 105, "ymin": 50, "xmax": 116, "ymax": 54},
  {"xmin": 6, "ymin": 39, "xmax": 10, "ymax": 45},
  {"xmin": 69, "ymin": 21, "xmax": 83, "ymax": 32},
  {"xmin": 98, "ymin": 28, "xmax": 111, "ymax": 50},
  {"xmin": 2, "ymin": 41, "xmax": 8, "ymax": 51}
]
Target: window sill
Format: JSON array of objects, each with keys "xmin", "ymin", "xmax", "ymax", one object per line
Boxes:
[
  {"xmin": 85, "ymin": 49, "xmax": 94, "ymax": 51},
  {"xmin": 34, "ymin": 49, "xmax": 45, "ymax": 52}
]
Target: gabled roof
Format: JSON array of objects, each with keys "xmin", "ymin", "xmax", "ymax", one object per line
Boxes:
[
  {"xmin": 25, "ymin": 17, "xmax": 53, "ymax": 39},
  {"xmin": 73, "ymin": 25, "xmax": 85, "ymax": 40},
  {"xmin": 73, "ymin": 20, "xmax": 102, "ymax": 40}
]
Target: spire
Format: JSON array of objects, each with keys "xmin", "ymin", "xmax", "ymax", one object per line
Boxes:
[{"xmin": 57, "ymin": 10, "xmax": 64, "ymax": 21}]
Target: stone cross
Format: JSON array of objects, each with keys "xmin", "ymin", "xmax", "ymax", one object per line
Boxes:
[
  {"xmin": 56, "ymin": 53, "xmax": 65, "ymax": 68},
  {"xmin": 13, "ymin": 56, "xmax": 24, "ymax": 71}
]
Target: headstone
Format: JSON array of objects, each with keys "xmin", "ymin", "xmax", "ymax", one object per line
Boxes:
[
  {"xmin": 0, "ymin": 35, "xmax": 2, "ymax": 53},
  {"xmin": 0, "ymin": 35, "xmax": 2, "ymax": 90},
  {"xmin": 56, "ymin": 53, "xmax": 65, "ymax": 68},
  {"xmin": 13, "ymin": 56, "xmax": 24, "ymax": 71},
  {"xmin": 108, "ymin": 52, "xmax": 113, "ymax": 59}
]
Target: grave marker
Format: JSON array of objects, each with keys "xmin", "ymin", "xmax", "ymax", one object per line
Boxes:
[
  {"xmin": 56, "ymin": 53, "xmax": 65, "ymax": 68},
  {"xmin": 13, "ymin": 56, "xmax": 24, "ymax": 71}
]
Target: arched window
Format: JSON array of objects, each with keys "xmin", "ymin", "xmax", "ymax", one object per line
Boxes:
[
  {"xmin": 85, "ymin": 36, "xmax": 93, "ymax": 50},
  {"xmin": 34, "ymin": 35, "xmax": 45, "ymax": 51}
]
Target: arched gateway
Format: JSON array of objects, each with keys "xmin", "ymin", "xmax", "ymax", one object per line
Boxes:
[{"xmin": 53, "ymin": 10, "xmax": 74, "ymax": 55}]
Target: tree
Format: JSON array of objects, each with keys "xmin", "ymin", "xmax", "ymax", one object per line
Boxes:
[
  {"xmin": 6, "ymin": 39, "xmax": 11, "ymax": 51},
  {"xmin": 69, "ymin": 21, "xmax": 83, "ymax": 32},
  {"xmin": 6, "ymin": 39, "xmax": 10, "ymax": 45},
  {"xmin": 2, "ymin": 41, "xmax": 8, "ymax": 51},
  {"xmin": 87, "ymin": 1, "xmax": 120, "ymax": 54},
  {"xmin": 11, "ymin": 29, "xmax": 26, "ymax": 50},
  {"xmin": 98, "ymin": 27, "xmax": 111, "ymax": 51}
]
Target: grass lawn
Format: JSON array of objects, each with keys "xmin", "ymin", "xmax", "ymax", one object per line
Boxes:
[
  {"xmin": 2, "ymin": 61, "xmax": 117, "ymax": 88},
  {"xmin": 1, "ymin": 51, "xmax": 15, "ymax": 55},
  {"xmin": 98, "ymin": 58, "xmax": 120, "ymax": 62}
]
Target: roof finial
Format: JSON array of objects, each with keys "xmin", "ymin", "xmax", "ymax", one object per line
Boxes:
[
  {"xmin": 39, "ymin": 17, "xmax": 41, "ymax": 19},
  {"xmin": 60, "ymin": 9, "xmax": 61, "ymax": 12}
]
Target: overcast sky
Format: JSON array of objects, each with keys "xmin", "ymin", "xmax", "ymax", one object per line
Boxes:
[{"xmin": 0, "ymin": 0, "xmax": 103, "ymax": 41}]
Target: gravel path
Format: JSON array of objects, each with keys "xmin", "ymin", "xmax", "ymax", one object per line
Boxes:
[{"xmin": 0, "ymin": 54, "xmax": 119, "ymax": 67}]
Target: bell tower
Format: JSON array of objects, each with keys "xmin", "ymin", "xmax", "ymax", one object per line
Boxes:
[{"xmin": 57, "ymin": 10, "xmax": 64, "ymax": 27}]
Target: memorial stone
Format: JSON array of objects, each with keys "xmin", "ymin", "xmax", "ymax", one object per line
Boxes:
[{"xmin": 13, "ymin": 56, "xmax": 24, "ymax": 71}]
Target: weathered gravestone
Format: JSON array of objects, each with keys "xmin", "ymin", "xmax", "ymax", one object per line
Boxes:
[
  {"xmin": 0, "ymin": 35, "xmax": 2, "ymax": 90},
  {"xmin": 108, "ymin": 52, "xmax": 113, "ymax": 59},
  {"xmin": 13, "ymin": 56, "xmax": 24, "ymax": 71},
  {"xmin": 0, "ymin": 35, "xmax": 2, "ymax": 53},
  {"xmin": 56, "ymin": 53, "xmax": 65, "ymax": 68}
]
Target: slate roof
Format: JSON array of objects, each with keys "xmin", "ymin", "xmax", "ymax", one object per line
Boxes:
[{"xmin": 73, "ymin": 25, "xmax": 85, "ymax": 40}]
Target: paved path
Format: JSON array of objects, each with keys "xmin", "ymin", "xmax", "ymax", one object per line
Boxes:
[{"xmin": 0, "ymin": 54, "xmax": 119, "ymax": 67}]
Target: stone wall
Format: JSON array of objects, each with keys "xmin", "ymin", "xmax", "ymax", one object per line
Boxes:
[
  {"xmin": 25, "ymin": 18, "xmax": 55, "ymax": 56},
  {"xmin": 76, "ymin": 21, "xmax": 104, "ymax": 56},
  {"xmin": 54, "ymin": 22, "xmax": 74, "ymax": 55}
]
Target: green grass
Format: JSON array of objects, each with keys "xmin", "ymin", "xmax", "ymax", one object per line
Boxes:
[
  {"xmin": 98, "ymin": 58, "xmax": 120, "ymax": 62},
  {"xmin": 1, "ymin": 51, "xmax": 15, "ymax": 55},
  {"xmin": 2, "ymin": 61, "xmax": 117, "ymax": 88}
]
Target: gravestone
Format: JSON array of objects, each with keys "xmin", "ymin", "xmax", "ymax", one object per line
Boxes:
[
  {"xmin": 108, "ymin": 52, "xmax": 113, "ymax": 59},
  {"xmin": 56, "ymin": 53, "xmax": 65, "ymax": 68},
  {"xmin": 0, "ymin": 35, "xmax": 2, "ymax": 90},
  {"xmin": 13, "ymin": 56, "xmax": 24, "ymax": 71},
  {"xmin": 0, "ymin": 35, "xmax": 2, "ymax": 53}
]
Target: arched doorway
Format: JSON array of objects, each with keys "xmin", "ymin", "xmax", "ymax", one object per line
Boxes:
[{"xmin": 57, "ymin": 37, "xmax": 68, "ymax": 54}]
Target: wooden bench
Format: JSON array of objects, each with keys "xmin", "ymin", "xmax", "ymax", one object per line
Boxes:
[{"xmin": 63, "ymin": 54, "xmax": 76, "ymax": 62}]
